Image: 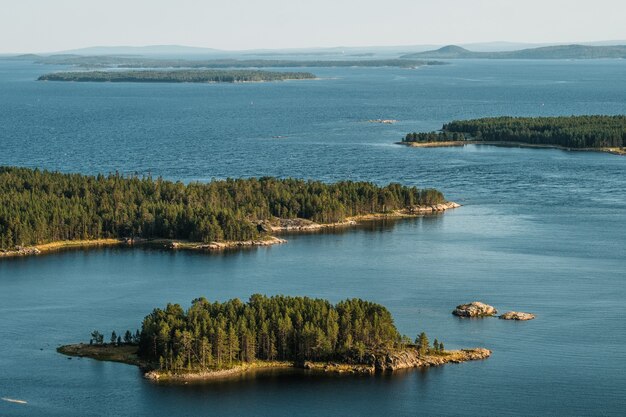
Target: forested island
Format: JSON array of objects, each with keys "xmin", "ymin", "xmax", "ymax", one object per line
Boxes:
[
  {"xmin": 38, "ymin": 69, "xmax": 316, "ymax": 83},
  {"xmin": 58, "ymin": 295, "xmax": 491, "ymax": 381},
  {"xmin": 0, "ymin": 167, "xmax": 456, "ymax": 256},
  {"xmin": 401, "ymin": 115, "xmax": 626, "ymax": 154}
]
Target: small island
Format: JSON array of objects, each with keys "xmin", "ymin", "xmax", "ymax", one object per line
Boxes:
[
  {"xmin": 0, "ymin": 167, "xmax": 458, "ymax": 257},
  {"xmin": 499, "ymin": 311, "xmax": 535, "ymax": 321},
  {"xmin": 38, "ymin": 69, "xmax": 317, "ymax": 83},
  {"xmin": 401, "ymin": 115, "xmax": 626, "ymax": 155},
  {"xmin": 453, "ymin": 302, "xmax": 535, "ymax": 321},
  {"xmin": 58, "ymin": 295, "xmax": 491, "ymax": 381},
  {"xmin": 452, "ymin": 302, "xmax": 498, "ymax": 318}
]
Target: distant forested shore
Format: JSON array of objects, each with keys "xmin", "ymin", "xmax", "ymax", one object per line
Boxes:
[
  {"xmin": 58, "ymin": 294, "xmax": 491, "ymax": 381},
  {"xmin": 38, "ymin": 69, "xmax": 316, "ymax": 83},
  {"xmin": 0, "ymin": 167, "xmax": 450, "ymax": 253},
  {"xmin": 402, "ymin": 115, "xmax": 626, "ymax": 153},
  {"xmin": 16, "ymin": 54, "xmax": 444, "ymax": 69}
]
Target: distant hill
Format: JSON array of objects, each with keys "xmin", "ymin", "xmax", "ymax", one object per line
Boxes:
[
  {"xmin": 55, "ymin": 45, "xmax": 222, "ymax": 56},
  {"xmin": 401, "ymin": 44, "xmax": 626, "ymax": 59}
]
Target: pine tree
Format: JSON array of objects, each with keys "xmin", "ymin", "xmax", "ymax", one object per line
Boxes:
[{"xmin": 416, "ymin": 332, "xmax": 429, "ymax": 355}]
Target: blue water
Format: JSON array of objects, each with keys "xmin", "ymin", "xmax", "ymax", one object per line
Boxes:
[{"xmin": 0, "ymin": 59, "xmax": 625, "ymax": 416}]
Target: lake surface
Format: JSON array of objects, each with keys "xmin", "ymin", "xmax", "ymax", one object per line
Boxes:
[{"xmin": 0, "ymin": 59, "xmax": 625, "ymax": 416}]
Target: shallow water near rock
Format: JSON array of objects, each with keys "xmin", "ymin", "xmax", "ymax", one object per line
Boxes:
[{"xmin": 0, "ymin": 59, "xmax": 625, "ymax": 416}]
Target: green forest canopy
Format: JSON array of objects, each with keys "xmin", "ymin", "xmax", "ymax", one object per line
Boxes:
[
  {"xmin": 403, "ymin": 115, "xmax": 626, "ymax": 149},
  {"xmin": 0, "ymin": 167, "xmax": 446, "ymax": 249},
  {"xmin": 38, "ymin": 70, "xmax": 316, "ymax": 83},
  {"xmin": 139, "ymin": 295, "xmax": 402, "ymax": 371}
]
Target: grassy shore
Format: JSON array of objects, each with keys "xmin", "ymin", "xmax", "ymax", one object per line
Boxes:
[
  {"xmin": 1, "ymin": 204, "xmax": 459, "ymax": 258},
  {"xmin": 57, "ymin": 343, "xmax": 490, "ymax": 383},
  {"xmin": 57, "ymin": 344, "xmax": 146, "ymax": 367},
  {"xmin": 399, "ymin": 140, "xmax": 626, "ymax": 155}
]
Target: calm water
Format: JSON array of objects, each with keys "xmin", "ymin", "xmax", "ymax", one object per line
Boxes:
[{"xmin": 1, "ymin": 59, "xmax": 625, "ymax": 416}]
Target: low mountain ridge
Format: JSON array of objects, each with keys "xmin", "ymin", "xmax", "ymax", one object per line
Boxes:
[{"xmin": 401, "ymin": 44, "xmax": 626, "ymax": 59}]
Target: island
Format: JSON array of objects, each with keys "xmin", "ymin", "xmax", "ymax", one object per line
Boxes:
[
  {"xmin": 0, "ymin": 167, "xmax": 458, "ymax": 257},
  {"xmin": 57, "ymin": 295, "xmax": 491, "ymax": 381},
  {"xmin": 452, "ymin": 302, "xmax": 498, "ymax": 318},
  {"xmin": 499, "ymin": 311, "xmax": 535, "ymax": 321},
  {"xmin": 38, "ymin": 69, "xmax": 316, "ymax": 83},
  {"xmin": 401, "ymin": 115, "xmax": 626, "ymax": 155}
]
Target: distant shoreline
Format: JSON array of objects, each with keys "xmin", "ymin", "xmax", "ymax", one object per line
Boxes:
[
  {"xmin": 37, "ymin": 69, "xmax": 317, "ymax": 84},
  {"xmin": 57, "ymin": 343, "xmax": 491, "ymax": 383},
  {"xmin": 0, "ymin": 203, "xmax": 460, "ymax": 258},
  {"xmin": 398, "ymin": 140, "xmax": 626, "ymax": 155}
]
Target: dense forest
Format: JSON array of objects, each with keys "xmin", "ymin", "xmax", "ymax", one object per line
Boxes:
[
  {"xmin": 138, "ymin": 295, "xmax": 404, "ymax": 371},
  {"xmin": 38, "ymin": 70, "xmax": 316, "ymax": 83},
  {"xmin": 0, "ymin": 167, "xmax": 445, "ymax": 250},
  {"xmin": 403, "ymin": 116, "xmax": 626, "ymax": 148}
]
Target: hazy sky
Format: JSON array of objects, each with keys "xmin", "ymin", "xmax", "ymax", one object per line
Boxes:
[{"xmin": 1, "ymin": 0, "xmax": 625, "ymax": 53}]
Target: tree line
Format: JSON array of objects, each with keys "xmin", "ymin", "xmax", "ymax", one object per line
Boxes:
[
  {"xmin": 403, "ymin": 115, "xmax": 626, "ymax": 148},
  {"xmin": 139, "ymin": 295, "xmax": 405, "ymax": 372},
  {"xmin": 0, "ymin": 167, "xmax": 446, "ymax": 250},
  {"xmin": 89, "ymin": 329, "xmax": 140, "ymax": 346}
]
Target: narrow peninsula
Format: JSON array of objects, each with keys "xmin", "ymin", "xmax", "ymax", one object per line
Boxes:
[
  {"xmin": 401, "ymin": 115, "xmax": 626, "ymax": 155},
  {"xmin": 0, "ymin": 167, "xmax": 458, "ymax": 257},
  {"xmin": 38, "ymin": 69, "xmax": 316, "ymax": 83},
  {"xmin": 58, "ymin": 295, "xmax": 491, "ymax": 382}
]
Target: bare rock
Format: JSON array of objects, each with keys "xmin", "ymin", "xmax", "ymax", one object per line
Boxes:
[
  {"xmin": 453, "ymin": 301, "xmax": 497, "ymax": 317},
  {"xmin": 499, "ymin": 311, "xmax": 535, "ymax": 321}
]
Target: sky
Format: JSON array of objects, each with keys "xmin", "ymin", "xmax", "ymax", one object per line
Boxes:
[{"xmin": 1, "ymin": 0, "xmax": 625, "ymax": 53}]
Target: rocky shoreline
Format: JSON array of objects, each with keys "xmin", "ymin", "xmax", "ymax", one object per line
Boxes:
[
  {"xmin": 0, "ymin": 236, "xmax": 287, "ymax": 258},
  {"xmin": 1, "ymin": 203, "xmax": 459, "ymax": 258},
  {"xmin": 304, "ymin": 347, "xmax": 491, "ymax": 374},
  {"xmin": 263, "ymin": 202, "xmax": 461, "ymax": 233},
  {"xmin": 58, "ymin": 343, "xmax": 490, "ymax": 383},
  {"xmin": 398, "ymin": 140, "xmax": 626, "ymax": 155}
]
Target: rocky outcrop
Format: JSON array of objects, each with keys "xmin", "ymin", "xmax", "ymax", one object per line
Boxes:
[
  {"xmin": 368, "ymin": 119, "xmax": 398, "ymax": 124},
  {"xmin": 300, "ymin": 347, "xmax": 491, "ymax": 374},
  {"xmin": 260, "ymin": 218, "xmax": 356, "ymax": 232},
  {"xmin": 0, "ymin": 246, "xmax": 41, "ymax": 257},
  {"xmin": 201, "ymin": 237, "xmax": 287, "ymax": 249},
  {"xmin": 499, "ymin": 311, "xmax": 535, "ymax": 321},
  {"xmin": 453, "ymin": 302, "xmax": 497, "ymax": 317},
  {"xmin": 374, "ymin": 348, "xmax": 491, "ymax": 371},
  {"xmin": 405, "ymin": 202, "xmax": 461, "ymax": 214}
]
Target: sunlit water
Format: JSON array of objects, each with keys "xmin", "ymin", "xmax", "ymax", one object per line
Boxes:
[{"xmin": 0, "ymin": 59, "xmax": 625, "ymax": 416}]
